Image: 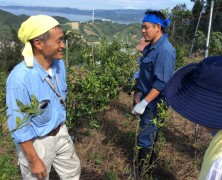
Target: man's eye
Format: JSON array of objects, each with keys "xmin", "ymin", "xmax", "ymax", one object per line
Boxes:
[
  {"xmin": 142, "ymin": 26, "xmax": 148, "ymax": 30},
  {"xmin": 57, "ymin": 39, "xmax": 64, "ymax": 44}
]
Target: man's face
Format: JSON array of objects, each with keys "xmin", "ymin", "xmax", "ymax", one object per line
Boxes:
[
  {"xmin": 141, "ymin": 22, "xmax": 161, "ymax": 43},
  {"xmin": 42, "ymin": 27, "xmax": 64, "ymax": 61}
]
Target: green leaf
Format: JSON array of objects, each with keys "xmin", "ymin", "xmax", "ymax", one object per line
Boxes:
[
  {"xmin": 16, "ymin": 99, "xmax": 25, "ymax": 109},
  {"xmin": 16, "ymin": 116, "xmax": 22, "ymax": 127},
  {"xmin": 89, "ymin": 120, "xmax": 100, "ymax": 129},
  {"xmin": 26, "ymin": 108, "xmax": 40, "ymax": 115},
  {"xmin": 20, "ymin": 105, "xmax": 31, "ymax": 113},
  {"xmin": 31, "ymin": 95, "xmax": 39, "ymax": 109}
]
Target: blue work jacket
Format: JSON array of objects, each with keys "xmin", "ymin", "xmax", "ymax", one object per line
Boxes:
[{"xmin": 137, "ymin": 35, "xmax": 176, "ymax": 108}]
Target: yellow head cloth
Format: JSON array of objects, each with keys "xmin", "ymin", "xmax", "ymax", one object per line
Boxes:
[{"xmin": 18, "ymin": 15, "xmax": 59, "ymax": 67}]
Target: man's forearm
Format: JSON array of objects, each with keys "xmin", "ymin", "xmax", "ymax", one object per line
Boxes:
[
  {"xmin": 20, "ymin": 139, "xmax": 47, "ymax": 179},
  {"xmin": 144, "ymin": 88, "xmax": 160, "ymax": 103},
  {"xmin": 20, "ymin": 140, "xmax": 39, "ymax": 163}
]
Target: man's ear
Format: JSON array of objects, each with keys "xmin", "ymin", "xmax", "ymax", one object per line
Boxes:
[
  {"xmin": 33, "ymin": 39, "xmax": 43, "ymax": 50},
  {"xmin": 157, "ymin": 24, "xmax": 161, "ymax": 31}
]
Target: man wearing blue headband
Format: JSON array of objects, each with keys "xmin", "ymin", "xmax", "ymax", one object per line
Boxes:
[{"xmin": 132, "ymin": 10, "xmax": 176, "ymax": 173}]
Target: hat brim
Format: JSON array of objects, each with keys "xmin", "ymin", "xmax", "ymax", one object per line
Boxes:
[{"xmin": 165, "ymin": 63, "xmax": 222, "ymax": 129}]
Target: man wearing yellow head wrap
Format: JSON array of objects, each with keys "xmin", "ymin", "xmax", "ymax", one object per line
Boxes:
[
  {"xmin": 18, "ymin": 15, "xmax": 60, "ymax": 67},
  {"xmin": 6, "ymin": 15, "xmax": 81, "ymax": 179}
]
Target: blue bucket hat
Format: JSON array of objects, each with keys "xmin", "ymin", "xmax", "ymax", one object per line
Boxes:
[{"xmin": 165, "ymin": 56, "xmax": 222, "ymax": 129}]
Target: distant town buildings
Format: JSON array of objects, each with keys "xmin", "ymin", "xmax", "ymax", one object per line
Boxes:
[{"xmin": 68, "ymin": 22, "xmax": 79, "ymax": 30}]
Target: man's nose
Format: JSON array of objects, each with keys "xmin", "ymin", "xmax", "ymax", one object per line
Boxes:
[{"xmin": 60, "ymin": 40, "xmax": 65, "ymax": 48}]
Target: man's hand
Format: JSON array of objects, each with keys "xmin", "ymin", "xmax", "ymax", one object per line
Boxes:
[
  {"xmin": 30, "ymin": 155, "xmax": 47, "ymax": 180},
  {"xmin": 133, "ymin": 91, "xmax": 142, "ymax": 104},
  {"xmin": 20, "ymin": 140, "xmax": 47, "ymax": 180},
  {"xmin": 132, "ymin": 99, "xmax": 149, "ymax": 115}
]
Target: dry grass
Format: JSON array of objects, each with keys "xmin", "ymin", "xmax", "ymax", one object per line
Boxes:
[
  {"xmin": 74, "ymin": 92, "xmax": 212, "ymax": 180},
  {"xmin": 75, "ymin": 92, "xmax": 137, "ymax": 179},
  {"xmin": 155, "ymin": 109, "xmax": 211, "ymax": 180}
]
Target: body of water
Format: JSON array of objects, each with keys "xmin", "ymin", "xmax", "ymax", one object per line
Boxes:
[
  {"xmin": 1, "ymin": 8, "xmax": 99, "ymax": 22},
  {"xmin": 1, "ymin": 8, "xmax": 136, "ymax": 24}
]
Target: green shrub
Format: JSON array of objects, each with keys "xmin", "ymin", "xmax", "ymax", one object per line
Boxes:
[
  {"xmin": 175, "ymin": 47, "xmax": 188, "ymax": 70},
  {"xmin": 66, "ymin": 41, "xmax": 136, "ymax": 128}
]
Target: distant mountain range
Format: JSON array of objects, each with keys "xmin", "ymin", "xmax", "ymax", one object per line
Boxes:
[
  {"xmin": 0, "ymin": 8, "xmax": 142, "ymax": 43},
  {"xmin": 0, "ymin": 5, "xmax": 145, "ymax": 24},
  {"xmin": 0, "ymin": 8, "xmax": 70, "ymax": 27},
  {"xmin": 0, "ymin": 8, "xmax": 71, "ymax": 39}
]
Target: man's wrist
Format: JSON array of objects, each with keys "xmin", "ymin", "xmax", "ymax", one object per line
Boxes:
[
  {"xmin": 28, "ymin": 153, "xmax": 40, "ymax": 163},
  {"xmin": 141, "ymin": 99, "xmax": 149, "ymax": 106}
]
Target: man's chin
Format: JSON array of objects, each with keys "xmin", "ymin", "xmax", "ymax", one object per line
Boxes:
[
  {"xmin": 144, "ymin": 37, "xmax": 150, "ymax": 41},
  {"xmin": 54, "ymin": 56, "xmax": 63, "ymax": 60},
  {"xmin": 55, "ymin": 53, "xmax": 64, "ymax": 60}
]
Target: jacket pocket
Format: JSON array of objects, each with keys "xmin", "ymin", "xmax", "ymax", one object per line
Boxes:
[{"xmin": 142, "ymin": 57, "xmax": 153, "ymax": 72}]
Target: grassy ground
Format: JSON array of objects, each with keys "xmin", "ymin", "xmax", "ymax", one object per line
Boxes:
[
  {"xmin": 0, "ymin": 124, "xmax": 20, "ymax": 179},
  {"xmin": 1, "ymin": 92, "xmax": 211, "ymax": 179},
  {"xmin": 74, "ymin": 92, "xmax": 211, "ymax": 180}
]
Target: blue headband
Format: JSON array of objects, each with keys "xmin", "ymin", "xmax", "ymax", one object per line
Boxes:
[{"xmin": 142, "ymin": 14, "xmax": 171, "ymax": 28}]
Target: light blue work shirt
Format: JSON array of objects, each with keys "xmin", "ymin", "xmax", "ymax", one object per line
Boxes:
[{"xmin": 6, "ymin": 58, "xmax": 67, "ymax": 144}]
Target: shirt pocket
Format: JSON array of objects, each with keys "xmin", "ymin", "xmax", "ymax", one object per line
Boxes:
[
  {"xmin": 142, "ymin": 57, "xmax": 154, "ymax": 72},
  {"xmin": 32, "ymin": 98, "xmax": 52, "ymax": 125}
]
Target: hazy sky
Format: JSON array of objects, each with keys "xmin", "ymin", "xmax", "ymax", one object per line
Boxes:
[{"xmin": 1, "ymin": 0, "xmax": 194, "ymax": 10}]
